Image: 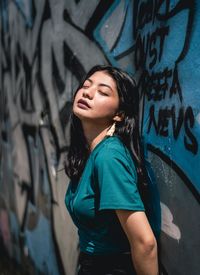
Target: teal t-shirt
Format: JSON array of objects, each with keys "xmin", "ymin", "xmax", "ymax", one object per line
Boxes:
[{"xmin": 65, "ymin": 136, "xmax": 145, "ymax": 255}]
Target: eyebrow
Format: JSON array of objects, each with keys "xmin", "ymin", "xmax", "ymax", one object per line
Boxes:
[{"xmin": 86, "ymin": 78, "xmax": 113, "ymax": 92}]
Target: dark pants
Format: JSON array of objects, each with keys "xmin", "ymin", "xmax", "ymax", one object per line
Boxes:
[{"xmin": 77, "ymin": 252, "xmax": 136, "ymax": 275}]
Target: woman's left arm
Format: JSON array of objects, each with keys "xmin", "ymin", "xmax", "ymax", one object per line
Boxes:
[{"xmin": 116, "ymin": 210, "xmax": 159, "ymax": 275}]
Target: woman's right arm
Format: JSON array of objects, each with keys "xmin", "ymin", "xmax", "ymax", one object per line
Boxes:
[{"xmin": 116, "ymin": 209, "xmax": 159, "ymax": 275}]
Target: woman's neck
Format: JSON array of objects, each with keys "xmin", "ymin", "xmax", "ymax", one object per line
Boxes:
[{"xmin": 82, "ymin": 123, "xmax": 110, "ymax": 151}]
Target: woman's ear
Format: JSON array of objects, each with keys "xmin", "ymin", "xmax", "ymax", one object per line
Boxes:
[{"xmin": 113, "ymin": 111, "xmax": 125, "ymax": 122}]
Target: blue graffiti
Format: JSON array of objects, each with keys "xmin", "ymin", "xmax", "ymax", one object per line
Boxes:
[
  {"xmin": 135, "ymin": 0, "xmax": 200, "ymax": 193},
  {"xmin": 0, "ymin": 0, "xmax": 33, "ymax": 31},
  {"xmin": 0, "ymin": 0, "xmax": 9, "ymax": 31},
  {"xmin": 93, "ymin": 0, "xmax": 135, "ymax": 74},
  {"xmin": 15, "ymin": 0, "xmax": 33, "ymax": 27}
]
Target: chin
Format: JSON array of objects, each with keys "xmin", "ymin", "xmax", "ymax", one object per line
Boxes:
[{"xmin": 73, "ymin": 110, "xmax": 87, "ymax": 121}]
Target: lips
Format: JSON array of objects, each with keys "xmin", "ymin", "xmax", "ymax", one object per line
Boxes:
[{"xmin": 77, "ymin": 99, "xmax": 91, "ymax": 108}]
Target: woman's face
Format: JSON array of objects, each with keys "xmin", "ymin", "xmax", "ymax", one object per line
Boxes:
[{"xmin": 73, "ymin": 71, "xmax": 120, "ymax": 127}]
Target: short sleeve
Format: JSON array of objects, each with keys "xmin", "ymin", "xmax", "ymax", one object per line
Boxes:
[{"xmin": 94, "ymin": 147, "xmax": 145, "ymax": 211}]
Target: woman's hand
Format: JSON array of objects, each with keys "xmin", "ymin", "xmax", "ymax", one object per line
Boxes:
[{"xmin": 116, "ymin": 210, "xmax": 159, "ymax": 275}]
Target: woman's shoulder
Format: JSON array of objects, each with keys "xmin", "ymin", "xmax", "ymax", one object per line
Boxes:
[
  {"xmin": 93, "ymin": 136, "xmax": 137, "ymax": 179},
  {"xmin": 100, "ymin": 135, "xmax": 125, "ymax": 151},
  {"xmin": 94, "ymin": 136, "xmax": 131, "ymax": 162}
]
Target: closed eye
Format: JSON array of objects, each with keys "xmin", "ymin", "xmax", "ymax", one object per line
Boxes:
[
  {"xmin": 82, "ymin": 85, "xmax": 90, "ymax": 89},
  {"xmin": 98, "ymin": 90, "xmax": 109, "ymax": 96}
]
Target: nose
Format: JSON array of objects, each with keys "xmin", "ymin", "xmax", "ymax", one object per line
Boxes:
[{"xmin": 82, "ymin": 87, "xmax": 94, "ymax": 99}]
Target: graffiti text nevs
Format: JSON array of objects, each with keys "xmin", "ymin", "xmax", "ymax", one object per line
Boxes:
[{"xmin": 147, "ymin": 105, "xmax": 197, "ymax": 155}]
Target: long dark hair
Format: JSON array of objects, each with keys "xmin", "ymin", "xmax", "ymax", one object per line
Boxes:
[{"xmin": 65, "ymin": 65, "xmax": 147, "ymax": 190}]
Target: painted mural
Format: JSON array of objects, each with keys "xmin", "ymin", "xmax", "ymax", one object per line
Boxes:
[{"xmin": 0, "ymin": 1, "xmax": 199, "ymax": 274}]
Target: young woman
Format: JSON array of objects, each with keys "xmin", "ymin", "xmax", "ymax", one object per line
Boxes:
[{"xmin": 65, "ymin": 65, "xmax": 159, "ymax": 275}]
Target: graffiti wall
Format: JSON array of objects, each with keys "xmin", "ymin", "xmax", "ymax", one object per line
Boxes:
[
  {"xmin": 0, "ymin": 0, "xmax": 199, "ymax": 274},
  {"xmin": 133, "ymin": 1, "xmax": 200, "ymax": 274}
]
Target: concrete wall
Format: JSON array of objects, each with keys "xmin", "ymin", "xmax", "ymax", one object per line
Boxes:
[{"xmin": 0, "ymin": 1, "xmax": 199, "ymax": 274}]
